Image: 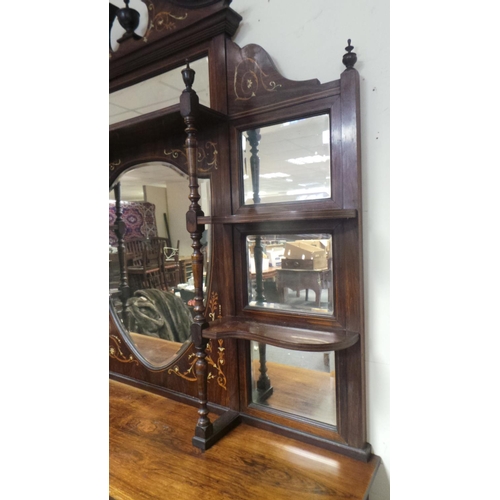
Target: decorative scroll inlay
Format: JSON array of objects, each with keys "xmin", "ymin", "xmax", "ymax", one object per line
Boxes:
[
  {"xmin": 143, "ymin": 1, "xmax": 188, "ymax": 42},
  {"xmin": 164, "ymin": 141, "xmax": 218, "ymax": 173},
  {"xmin": 109, "ymin": 160, "xmax": 121, "ymax": 171},
  {"xmin": 234, "ymin": 58, "xmax": 283, "ymax": 101},
  {"xmin": 168, "ymin": 288, "xmax": 225, "ymax": 388},
  {"xmin": 168, "ymin": 339, "xmax": 227, "ymax": 390},
  {"xmin": 109, "ymin": 335, "xmax": 139, "ymax": 365},
  {"xmin": 208, "ymin": 291, "xmax": 222, "ymax": 322}
]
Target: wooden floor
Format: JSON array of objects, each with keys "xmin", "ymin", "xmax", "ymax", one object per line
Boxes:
[
  {"xmin": 251, "ymin": 359, "xmax": 336, "ymax": 426},
  {"xmin": 110, "ymin": 380, "xmax": 380, "ymax": 500}
]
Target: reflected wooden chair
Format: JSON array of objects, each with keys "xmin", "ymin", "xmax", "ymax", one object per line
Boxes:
[
  {"xmin": 162, "ymin": 240, "xmax": 181, "ymax": 289},
  {"xmin": 125, "ymin": 239, "xmax": 146, "ymax": 266},
  {"xmin": 150, "ymin": 237, "xmax": 178, "ymax": 290},
  {"xmin": 126, "ymin": 239, "xmax": 167, "ymax": 293}
]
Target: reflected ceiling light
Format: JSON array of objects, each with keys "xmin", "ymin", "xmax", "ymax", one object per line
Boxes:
[
  {"xmin": 282, "ymin": 119, "xmax": 304, "ymax": 127},
  {"xmin": 259, "ymin": 172, "xmax": 290, "ymax": 179},
  {"xmin": 286, "ymin": 187, "xmax": 330, "ymax": 196},
  {"xmin": 322, "ymin": 130, "xmax": 329, "ymax": 144},
  {"xmin": 280, "ymin": 445, "xmax": 341, "ymax": 469},
  {"xmin": 287, "ymin": 155, "xmax": 329, "ymax": 165}
]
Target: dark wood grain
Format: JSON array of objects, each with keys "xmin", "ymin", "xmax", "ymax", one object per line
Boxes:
[
  {"xmin": 110, "ymin": 1, "xmax": 241, "ymax": 90},
  {"xmin": 110, "ymin": 380, "xmax": 380, "ymax": 500},
  {"xmin": 110, "ymin": 2, "xmax": 371, "ymax": 464},
  {"xmin": 197, "ymin": 209, "xmax": 357, "ymax": 225},
  {"xmin": 204, "ymin": 316, "xmax": 359, "ymax": 351}
]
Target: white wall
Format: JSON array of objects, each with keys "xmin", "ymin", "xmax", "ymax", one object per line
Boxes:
[{"xmin": 231, "ymin": 1, "xmax": 390, "ymax": 498}]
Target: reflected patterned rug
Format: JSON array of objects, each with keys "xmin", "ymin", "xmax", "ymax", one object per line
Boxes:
[{"xmin": 109, "ymin": 201, "xmax": 157, "ymax": 245}]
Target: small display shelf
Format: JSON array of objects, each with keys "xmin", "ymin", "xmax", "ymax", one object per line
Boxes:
[
  {"xmin": 109, "ymin": 103, "xmax": 227, "ymax": 144},
  {"xmin": 197, "ymin": 209, "xmax": 357, "ymax": 225},
  {"xmin": 203, "ymin": 316, "xmax": 359, "ymax": 352}
]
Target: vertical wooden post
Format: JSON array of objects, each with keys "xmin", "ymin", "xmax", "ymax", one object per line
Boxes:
[
  {"xmin": 337, "ymin": 40, "xmax": 366, "ymax": 449},
  {"xmin": 246, "ymin": 129, "xmax": 272, "ymax": 400},
  {"xmin": 247, "ymin": 129, "xmax": 261, "ymax": 205},
  {"xmin": 180, "ymin": 62, "xmax": 213, "ymax": 444},
  {"xmin": 247, "ymin": 129, "xmax": 265, "ymax": 303},
  {"xmin": 113, "ymin": 182, "xmax": 130, "ymax": 324}
]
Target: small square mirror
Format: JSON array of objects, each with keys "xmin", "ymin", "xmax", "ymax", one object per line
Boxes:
[
  {"xmin": 246, "ymin": 233, "xmax": 333, "ymax": 315},
  {"xmin": 242, "ymin": 114, "xmax": 331, "ymax": 205}
]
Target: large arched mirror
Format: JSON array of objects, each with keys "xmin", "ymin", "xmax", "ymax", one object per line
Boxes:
[{"xmin": 109, "ymin": 161, "xmax": 211, "ymax": 368}]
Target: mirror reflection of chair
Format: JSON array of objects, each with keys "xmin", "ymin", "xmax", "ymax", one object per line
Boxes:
[
  {"xmin": 124, "ymin": 239, "xmax": 145, "ymax": 266},
  {"xmin": 161, "ymin": 239, "xmax": 181, "ymax": 289},
  {"xmin": 126, "ymin": 238, "xmax": 167, "ymax": 294}
]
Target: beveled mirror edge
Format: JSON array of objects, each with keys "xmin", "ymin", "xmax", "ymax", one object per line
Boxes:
[
  {"xmin": 109, "ymin": 299, "xmax": 193, "ymax": 372},
  {"xmin": 109, "ymin": 160, "xmax": 215, "ymax": 371}
]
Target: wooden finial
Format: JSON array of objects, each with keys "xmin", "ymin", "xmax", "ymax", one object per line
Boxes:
[
  {"xmin": 182, "ymin": 60, "xmax": 195, "ymax": 90},
  {"xmin": 342, "ymin": 39, "xmax": 357, "ymax": 69}
]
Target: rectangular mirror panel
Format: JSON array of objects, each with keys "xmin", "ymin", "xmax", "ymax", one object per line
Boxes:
[
  {"xmin": 109, "ymin": 57, "xmax": 210, "ymax": 124},
  {"xmin": 246, "ymin": 234, "xmax": 333, "ymax": 315},
  {"xmin": 242, "ymin": 114, "xmax": 331, "ymax": 205},
  {"xmin": 250, "ymin": 342, "xmax": 336, "ymax": 427}
]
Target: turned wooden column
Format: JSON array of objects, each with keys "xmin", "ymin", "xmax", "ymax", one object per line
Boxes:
[
  {"xmin": 246, "ymin": 129, "xmax": 272, "ymax": 398},
  {"xmin": 180, "ymin": 62, "xmax": 213, "ymax": 442},
  {"xmin": 113, "ymin": 182, "xmax": 130, "ymax": 324},
  {"xmin": 246, "ymin": 129, "xmax": 265, "ymax": 303}
]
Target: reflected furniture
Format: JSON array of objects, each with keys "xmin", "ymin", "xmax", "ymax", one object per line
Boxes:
[
  {"xmin": 276, "ymin": 268, "xmax": 330, "ymax": 308},
  {"xmin": 162, "ymin": 239, "xmax": 181, "ymax": 289},
  {"xmin": 123, "ymin": 238, "xmax": 167, "ymax": 292},
  {"xmin": 178, "ymin": 257, "xmax": 193, "ymax": 283},
  {"xmin": 109, "ymin": 2, "xmax": 377, "ymax": 490}
]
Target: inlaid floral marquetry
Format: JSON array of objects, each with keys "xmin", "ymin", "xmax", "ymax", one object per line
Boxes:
[
  {"xmin": 168, "ymin": 290, "xmax": 226, "ymax": 388},
  {"xmin": 109, "ymin": 335, "xmax": 139, "ymax": 365},
  {"xmin": 164, "ymin": 141, "xmax": 218, "ymax": 173},
  {"xmin": 234, "ymin": 57, "xmax": 283, "ymax": 101},
  {"xmin": 109, "ymin": 160, "xmax": 121, "ymax": 171},
  {"xmin": 168, "ymin": 340, "xmax": 227, "ymax": 390},
  {"xmin": 143, "ymin": 1, "xmax": 188, "ymax": 42},
  {"xmin": 208, "ymin": 291, "xmax": 222, "ymax": 322}
]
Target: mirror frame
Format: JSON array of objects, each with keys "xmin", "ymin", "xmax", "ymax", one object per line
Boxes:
[
  {"xmin": 109, "ymin": 159, "xmax": 213, "ymax": 370},
  {"xmin": 109, "ymin": 0, "xmax": 370, "ymax": 462},
  {"xmin": 229, "ymin": 96, "xmax": 343, "ymax": 217}
]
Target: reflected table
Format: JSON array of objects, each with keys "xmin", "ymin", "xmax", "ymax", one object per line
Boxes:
[{"xmin": 276, "ymin": 268, "xmax": 331, "ymax": 307}]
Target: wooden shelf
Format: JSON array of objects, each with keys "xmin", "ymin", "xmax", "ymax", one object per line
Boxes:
[
  {"xmin": 203, "ymin": 316, "xmax": 359, "ymax": 352},
  {"xmin": 198, "ymin": 209, "xmax": 357, "ymax": 225},
  {"xmin": 109, "ymin": 103, "xmax": 227, "ymax": 143}
]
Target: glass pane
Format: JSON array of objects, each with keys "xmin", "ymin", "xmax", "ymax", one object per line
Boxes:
[
  {"xmin": 109, "ymin": 162, "xmax": 211, "ymax": 368},
  {"xmin": 109, "ymin": 57, "xmax": 210, "ymax": 124},
  {"xmin": 242, "ymin": 115, "xmax": 331, "ymax": 205},
  {"xmin": 246, "ymin": 234, "xmax": 333, "ymax": 315},
  {"xmin": 250, "ymin": 342, "xmax": 336, "ymax": 427}
]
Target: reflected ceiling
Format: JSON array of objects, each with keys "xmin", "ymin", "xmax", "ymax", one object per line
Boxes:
[
  {"xmin": 109, "ymin": 57, "xmax": 210, "ymax": 124},
  {"xmin": 109, "ymin": 57, "xmax": 330, "ymax": 202},
  {"xmin": 110, "ymin": 163, "xmax": 188, "ymax": 200}
]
